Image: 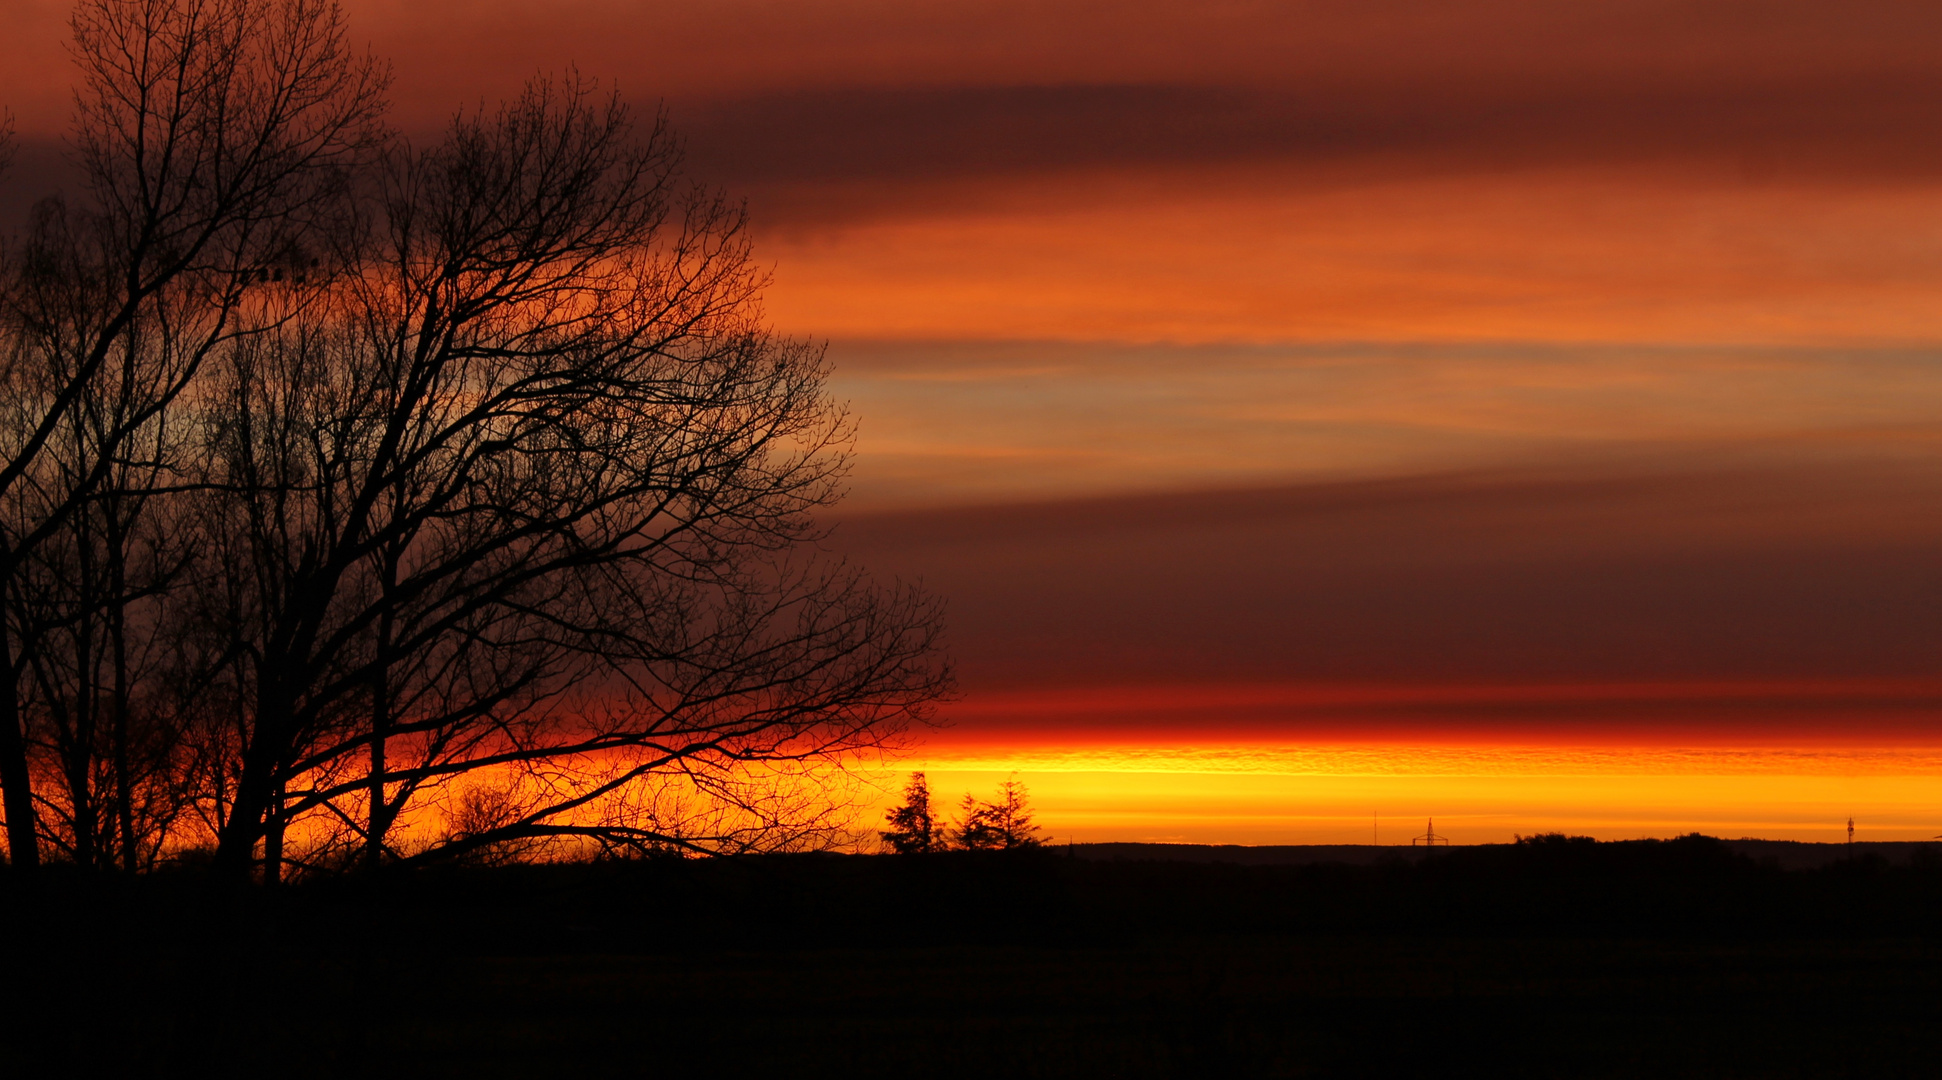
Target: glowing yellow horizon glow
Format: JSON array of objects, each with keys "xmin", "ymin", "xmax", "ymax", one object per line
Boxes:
[{"xmin": 897, "ymin": 745, "xmax": 1942, "ymax": 846}]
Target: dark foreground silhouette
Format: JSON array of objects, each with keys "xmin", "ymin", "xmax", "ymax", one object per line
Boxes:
[{"xmin": 7, "ymin": 834, "xmax": 1942, "ymax": 1078}]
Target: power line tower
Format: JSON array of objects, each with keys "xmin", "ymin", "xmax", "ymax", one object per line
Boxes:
[{"xmin": 1412, "ymin": 818, "xmax": 1450, "ymax": 847}]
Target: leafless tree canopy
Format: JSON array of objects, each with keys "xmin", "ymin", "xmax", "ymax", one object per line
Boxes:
[{"xmin": 0, "ymin": 0, "xmax": 949, "ymax": 880}]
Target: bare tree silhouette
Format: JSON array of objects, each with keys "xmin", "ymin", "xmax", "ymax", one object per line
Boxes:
[
  {"xmin": 0, "ymin": 0, "xmax": 951, "ymax": 878},
  {"xmin": 0, "ymin": 0, "xmax": 386, "ymax": 869},
  {"xmin": 190, "ymin": 75, "xmax": 947, "ymax": 882}
]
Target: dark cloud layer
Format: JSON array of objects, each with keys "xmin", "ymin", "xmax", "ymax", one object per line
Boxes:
[
  {"xmin": 12, "ymin": 1, "xmax": 1942, "ymax": 227},
  {"xmin": 832, "ymin": 459, "xmax": 1942, "ymax": 738},
  {"xmin": 676, "ymin": 73, "xmax": 1942, "ymax": 198},
  {"xmin": 648, "ymin": 2, "xmax": 1942, "ymax": 221}
]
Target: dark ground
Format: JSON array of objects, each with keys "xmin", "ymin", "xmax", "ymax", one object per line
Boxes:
[{"xmin": 7, "ymin": 835, "xmax": 1942, "ymax": 1078}]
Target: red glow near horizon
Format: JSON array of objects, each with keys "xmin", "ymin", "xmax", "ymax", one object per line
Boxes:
[{"xmin": 919, "ymin": 678, "xmax": 1942, "ymax": 747}]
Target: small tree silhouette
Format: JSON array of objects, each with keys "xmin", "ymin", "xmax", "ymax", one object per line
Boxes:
[
  {"xmin": 953, "ymin": 778, "xmax": 1044, "ymax": 850},
  {"xmin": 445, "ymin": 782, "xmax": 543, "ymax": 868},
  {"xmin": 881, "ymin": 771, "xmax": 940, "ymax": 853}
]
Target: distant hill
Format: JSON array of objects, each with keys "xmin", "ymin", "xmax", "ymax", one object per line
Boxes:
[{"xmin": 1071, "ymin": 838, "xmax": 1942, "ymax": 869}]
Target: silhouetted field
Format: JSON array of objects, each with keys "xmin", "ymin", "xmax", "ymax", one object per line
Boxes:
[{"xmin": 7, "ymin": 835, "xmax": 1942, "ymax": 1077}]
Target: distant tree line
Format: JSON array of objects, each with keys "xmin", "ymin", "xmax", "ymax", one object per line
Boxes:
[
  {"xmin": 0, "ymin": 0, "xmax": 949, "ymax": 880},
  {"xmin": 881, "ymin": 772, "xmax": 1045, "ymax": 852}
]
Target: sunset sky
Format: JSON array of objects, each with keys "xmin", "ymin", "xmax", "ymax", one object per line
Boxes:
[{"xmin": 7, "ymin": 0, "xmax": 1942, "ymax": 842}]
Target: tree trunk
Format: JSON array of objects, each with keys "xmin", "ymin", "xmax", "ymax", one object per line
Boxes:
[
  {"xmin": 0, "ymin": 608, "xmax": 38, "ymax": 869},
  {"xmin": 365, "ymin": 685, "xmax": 385, "ymax": 870},
  {"xmin": 110, "ymin": 541, "xmax": 136, "ymax": 873},
  {"xmin": 213, "ymin": 745, "xmax": 276, "ymax": 881},
  {"xmin": 215, "ymin": 679, "xmax": 293, "ymax": 881},
  {"xmin": 66, "ymin": 586, "xmax": 98, "ymax": 870},
  {"xmin": 366, "ymin": 545, "xmax": 398, "ymax": 870},
  {"xmin": 212, "ymin": 688, "xmax": 287, "ymax": 881},
  {"xmin": 262, "ymin": 787, "xmax": 284, "ymax": 886}
]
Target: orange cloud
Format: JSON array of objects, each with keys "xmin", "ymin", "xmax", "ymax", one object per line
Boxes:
[{"xmin": 760, "ymin": 168, "xmax": 1942, "ymax": 344}]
